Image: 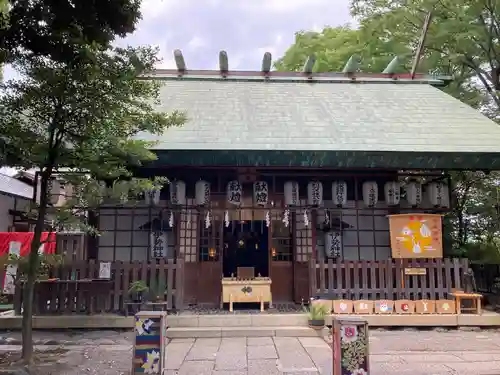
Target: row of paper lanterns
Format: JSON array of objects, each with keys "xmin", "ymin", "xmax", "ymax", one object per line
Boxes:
[
  {"xmin": 50, "ymin": 178, "xmax": 449, "ymax": 208},
  {"xmin": 145, "ymin": 180, "xmax": 450, "ymax": 208}
]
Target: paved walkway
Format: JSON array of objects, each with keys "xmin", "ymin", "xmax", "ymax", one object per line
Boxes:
[
  {"xmin": 0, "ymin": 329, "xmax": 500, "ymax": 374},
  {"xmin": 166, "ymin": 331, "xmax": 500, "ymax": 375}
]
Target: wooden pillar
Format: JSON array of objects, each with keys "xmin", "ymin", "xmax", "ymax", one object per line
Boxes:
[{"xmin": 132, "ymin": 311, "xmax": 167, "ymax": 375}]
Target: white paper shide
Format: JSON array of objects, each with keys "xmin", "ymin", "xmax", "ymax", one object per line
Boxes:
[
  {"xmin": 284, "ymin": 181, "xmax": 299, "ymax": 206},
  {"xmin": 253, "ymin": 181, "xmax": 268, "ymax": 206},
  {"xmin": 195, "ymin": 180, "xmax": 210, "ymax": 206},
  {"xmin": 332, "ymin": 181, "xmax": 347, "ymax": 207},
  {"xmin": 170, "ymin": 180, "xmax": 186, "ymax": 205},
  {"xmin": 227, "ymin": 180, "xmax": 242, "ymax": 206},
  {"xmin": 384, "ymin": 181, "xmax": 400, "ymax": 206},
  {"xmin": 405, "ymin": 181, "xmax": 422, "ymax": 207},
  {"xmin": 307, "ymin": 181, "xmax": 323, "ymax": 206},
  {"xmin": 362, "ymin": 181, "xmax": 378, "ymax": 207}
]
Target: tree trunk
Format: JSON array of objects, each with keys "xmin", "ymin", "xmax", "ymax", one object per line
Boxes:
[{"xmin": 21, "ymin": 170, "xmax": 50, "ymax": 364}]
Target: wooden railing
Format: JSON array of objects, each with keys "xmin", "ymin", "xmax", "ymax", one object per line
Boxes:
[
  {"xmin": 309, "ymin": 258, "xmax": 469, "ymax": 300},
  {"xmin": 13, "ymin": 259, "xmax": 185, "ymax": 315}
]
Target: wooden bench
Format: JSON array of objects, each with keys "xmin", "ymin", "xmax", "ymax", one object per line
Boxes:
[{"xmin": 450, "ymin": 292, "xmax": 482, "ymax": 315}]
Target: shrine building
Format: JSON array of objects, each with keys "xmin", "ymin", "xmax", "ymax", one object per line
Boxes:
[{"xmin": 91, "ymin": 50, "xmax": 500, "ymax": 308}]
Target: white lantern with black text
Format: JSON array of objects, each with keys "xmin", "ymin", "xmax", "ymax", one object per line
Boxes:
[
  {"xmin": 227, "ymin": 180, "xmax": 243, "ymax": 206},
  {"xmin": 48, "ymin": 178, "xmax": 63, "ymax": 205},
  {"xmin": 170, "ymin": 180, "xmax": 186, "ymax": 205},
  {"xmin": 145, "ymin": 188, "xmax": 161, "ymax": 206},
  {"xmin": 253, "ymin": 181, "xmax": 268, "ymax": 206},
  {"xmin": 428, "ymin": 182, "xmax": 449, "ymax": 208},
  {"xmin": 195, "ymin": 180, "xmax": 210, "ymax": 206},
  {"xmin": 405, "ymin": 181, "xmax": 422, "ymax": 207},
  {"xmin": 332, "ymin": 181, "xmax": 347, "ymax": 207},
  {"xmin": 362, "ymin": 181, "xmax": 378, "ymax": 207},
  {"xmin": 150, "ymin": 231, "xmax": 168, "ymax": 258},
  {"xmin": 284, "ymin": 181, "xmax": 300, "ymax": 206},
  {"xmin": 384, "ymin": 181, "xmax": 400, "ymax": 206},
  {"xmin": 307, "ymin": 181, "xmax": 323, "ymax": 206},
  {"xmin": 325, "ymin": 231, "xmax": 342, "ymax": 258}
]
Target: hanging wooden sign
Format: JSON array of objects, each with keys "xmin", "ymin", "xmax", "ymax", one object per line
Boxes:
[
  {"xmin": 404, "ymin": 267, "xmax": 427, "ymax": 275},
  {"xmin": 389, "ymin": 213, "xmax": 443, "ymax": 259}
]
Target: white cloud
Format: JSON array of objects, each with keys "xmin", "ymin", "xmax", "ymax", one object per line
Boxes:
[{"xmin": 187, "ymin": 36, "xmax": 208, "ymax": 51}]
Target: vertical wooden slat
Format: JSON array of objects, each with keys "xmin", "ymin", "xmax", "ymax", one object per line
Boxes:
[
  {"xmin": 113, "ymin": 261, "xmax": 122, "ymax": 312},
  {"xmin": 175, "ymin": 258, "xmax": 185, "ymax": 311},
  {"xmin": 327, "ymin": 258, "xmax": 334, "ymax": 295},
  {"xmin": 360, "ymin": 260, "xmax": 368, "ymax": 299},
  {"xmin": 319, "ymin": 258, "xmax": 326, "ymax": 295},
  {"xmin": 370, "ymin": 261, "xmax": 377, "ymax": 299},
  {"xmin": 352, "ymin": 262, "xmax": 360, "ymax": 300},
  {"xmin": 166, "ymin": 259, "xmax": 174, "ymax": 309},
  {"xmin": 121, "ymin": 262, "xmax": 130, "ymax": 312},
  {"xmin": 308, "ymin": 257, "xmax": 317, "ymax": 297},
  {"xmin": 444, "ymin": 258, "xmax": 452, "ymax": 296},
  {"xmin": 435, "ymin": 258, "xmax": 444, "ymax": 299},
  {"xmin": 452, "ymin": 258, "xmax": 461, "ymax": 289},
  {"xmin": 394, "ymin": 259, "xmax": 403, "ymax": 299},
  {"xmin": 345, "ymin": 262, "xmax": 352, "ymax": 299},
  {"xmin": 335, "ymin": 257, "xmax": 342, "ymax": 299}
]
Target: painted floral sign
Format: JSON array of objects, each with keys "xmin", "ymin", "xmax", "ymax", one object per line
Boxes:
[
  {"xmin": 340, "ymin": 324, "xmax": 368, "ymax": 375},
  {"xmin": 388, "ymin": 214, "xmax": 443, "ymax": 259}
]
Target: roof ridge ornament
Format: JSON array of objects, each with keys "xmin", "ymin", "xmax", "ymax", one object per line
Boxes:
[
  {"xmin": 261, "ymin": 52, "xmax": 272, "ymax": 76},
  {"xmin": 302, "ymin": 55, "xmax": 316, "ymax": 76},
  {"xmin": 174, "ymin": 49, "xmax": 186, "ymax": 76},
  {"xmin": 382, "ymin": 56, "xmax": 400, "ymax": 75},
  {"xmin": 219, "ymin": 50, "xmax": 229, "ymax": 77},
  {"xmin": 343, "ymin": 55, "xmax": 360, "ymax": 74}
]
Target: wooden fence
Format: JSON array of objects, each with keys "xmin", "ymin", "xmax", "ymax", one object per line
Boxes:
[
  {"xmin": 13, "ymin": 259, "xmax": 185, "ymax": 315},
  {"xmin": 471, "ymin": 263, "xmax": 500, "ymax": 293},
  {"xmin": 309, "ymin": 258, "xmax": 469, "ymax": 300}
]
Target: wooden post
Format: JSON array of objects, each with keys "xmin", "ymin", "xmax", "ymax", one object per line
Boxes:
[{"xmin": 132, "ymin": 311, "xmax": 167, "ymax": 375}]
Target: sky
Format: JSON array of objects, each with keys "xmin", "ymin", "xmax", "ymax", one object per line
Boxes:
[
  {"xmin": 3, "ymin": 0, "xmax": 352, "ymax": 80},
  {"xmin": 1, "ymin": 0, "xmax": 352, "ymax": 176}
]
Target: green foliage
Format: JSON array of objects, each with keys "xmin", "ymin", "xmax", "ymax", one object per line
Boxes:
[
  {"xmin": 128, "ymin": 280, "xmax": 149, "ymax": 295},
  {"xmin": 303, "ymin": 302, "xmax": 329, "ymax": 320},
  {"xmin": 148, "ymin": 277, "xmax": 167, "ymax": 301},
  {"xmin": 0, "ymin": 44, "xmax": 186, "ymax": 233},
  {"xmin": 0, "ymin": 0, "xmax": 142, "ymax": 64}
]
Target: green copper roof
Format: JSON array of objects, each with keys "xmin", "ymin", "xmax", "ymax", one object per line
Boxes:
[{"xmin": 140, "ymin": 75, "xmax": 500, "ymax": 169}]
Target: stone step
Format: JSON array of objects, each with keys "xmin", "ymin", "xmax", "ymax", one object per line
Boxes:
[
  {"xmin": 166, "ymin": 326, "xmax": 328, "ymax": 338},
  {"xmin": 169, "ymin": 313, "xmax": 309, "ymax": 328}
]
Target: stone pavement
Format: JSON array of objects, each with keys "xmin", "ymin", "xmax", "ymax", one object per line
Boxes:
[
  {"xmin": 165, "ymin": 330, "xmax": 500, "ymax": 375},
  {"xmin": 0, "ymin": 329, "xmax": 500, "ymax": 374}
]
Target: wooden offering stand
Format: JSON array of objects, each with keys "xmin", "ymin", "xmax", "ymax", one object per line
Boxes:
[{"xmin": 221, "ymin": 267, "xmax": 272, "ymax": 312}]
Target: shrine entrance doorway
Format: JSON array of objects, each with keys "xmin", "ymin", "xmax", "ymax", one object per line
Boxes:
[{"xmin": 223, "ymin": 220, "xmax": 269, "ymax": 278}]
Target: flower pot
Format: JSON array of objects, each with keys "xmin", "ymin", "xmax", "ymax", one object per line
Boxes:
[{"xmin": 308, "ymin": 319, "xmax": 325, "ymax": 329}]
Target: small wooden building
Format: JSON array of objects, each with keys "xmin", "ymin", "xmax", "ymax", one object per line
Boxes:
[{"xmin": 91, "ymin": 51, "xmax": 500, "ymax": 308}]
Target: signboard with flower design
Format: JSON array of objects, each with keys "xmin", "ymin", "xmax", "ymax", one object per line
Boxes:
[
  {"xmin": 331, "ymin": 317, "xmax": 369, "ymax": 375},
  {"xmin": 388, "ymin": 213, "xmax": 443, "ymax": 259}
]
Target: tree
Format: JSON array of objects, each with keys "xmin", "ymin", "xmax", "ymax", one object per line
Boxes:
[
  {"xmin": 350, "ymin": 0, "xmax": 500, "ymax": 113},
  {"xmin": 0, "ymin": 0, "xmax": 141, "ymax": 64},
  {"xmin": 0, "ymin": 44, "xmax": 186, "ymax": 363}
]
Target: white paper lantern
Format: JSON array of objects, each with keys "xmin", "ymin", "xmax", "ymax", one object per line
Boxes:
[
  {"xmin": 145, "ymin": 188, "xmax": 161, "ymax": 206},
  {"xmin": 170, "ymin": 180, "xmax": 186, "ymax": 205},
  {"xmin": 195, "ymin": 180, "xmax": 210, "ymax": 206},
  {"xmin": 48, "ymin": 178, "xmax": 62, "ymax": 205},
  {"xmin": 227, "ymin": 180, "xmax": 242, "ymax": 206},
  {"xmin": 284, "ymin": 181, "xmax": 299, "ymax": 206},
  {"xmin": 384, "ymin": 181, "xmax": 401, "ymax": 206},
  {"xmin": 362, "ymin": 181, "xmax": 378, "ymax": 207},
  {"xmin": 405, "ymin": 181, "xmax": 422, "ymax": 207},
  {"xmin": 307, "ymin": 181, "xmax": 323, "ymax": 206},
  {"xmin": 325, "ymin": 231, "xmax": 342, "ymax": 258},
  {"xmin": 253, "ymin": 181, "xmax": 268, "ymax": 206},
  {"xmin": 332, "ymin": 181, "xmax": 347, "ymax": 207},
  {"xmin": 428, "ymin": 182, "xmax": 449, "ymax": 208},
  {"xmin": 113, "ymin": 180, "xmax": 129, "ymax": 204}
]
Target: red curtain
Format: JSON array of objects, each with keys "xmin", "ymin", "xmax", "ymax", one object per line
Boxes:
[{"xmin": 0, "ymin": 232, "xmax": 57, "ymax": 256}]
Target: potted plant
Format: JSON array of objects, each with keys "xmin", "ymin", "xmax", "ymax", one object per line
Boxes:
[
  {"xmin": 128, "ymin": 280, "xmax": 149, "ymax": 303},
  {"xmin": 304, "ymin": 302, "xmax": 329, "ymax": 329},
  {"xmin": 148, "ymin": 278, "xmax": 166, "ymax": 302}
]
